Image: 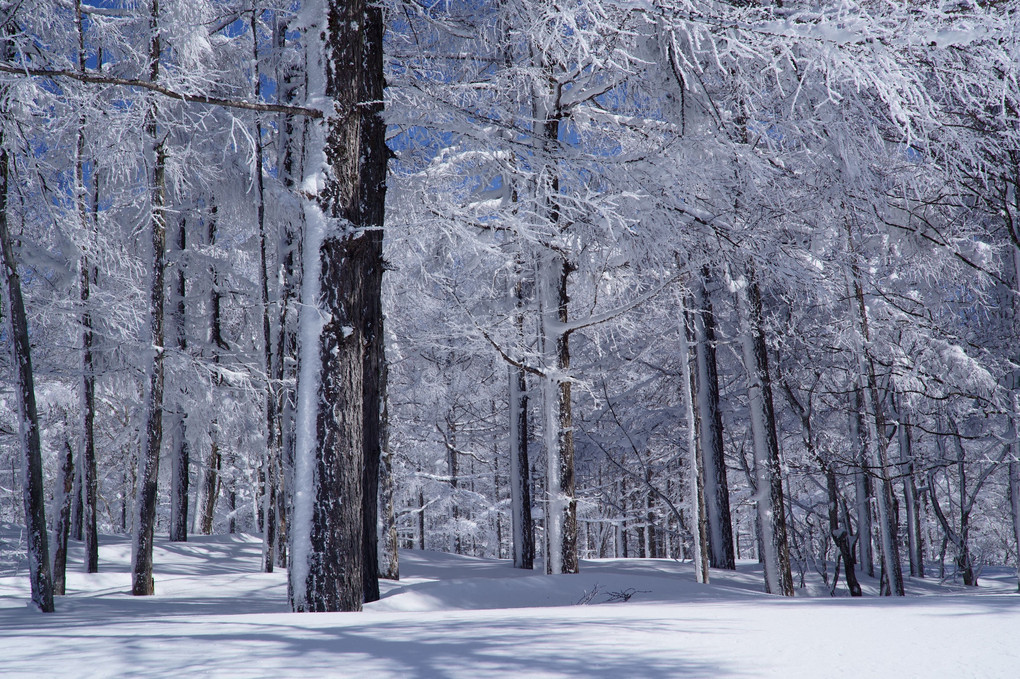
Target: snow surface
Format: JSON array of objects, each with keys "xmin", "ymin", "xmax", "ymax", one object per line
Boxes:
[{"xmin": 1, "ymin": 527, "xmax": 1018, "ymax": 678}]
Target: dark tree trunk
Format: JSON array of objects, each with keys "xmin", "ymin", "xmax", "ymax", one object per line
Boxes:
[
  {"xmin": 76, "ymin": 1, "xmax": 99, "ymax": 569},
  {"xmin": 359, "ymin": 2, "xmax": 387, "ymax": 602},
  {"xmin": 1009, "ymin": 456, "xmax": 1020, "ymax": 592},
  {"xmin": 291, "ymin": 0, "xmax": 373, "ymax": 612},
  {"xmin": 0, "ymin": 144, "xmax": 54, "ymax": 612},
  {"xmin": 169, "ymin": 216, "xmax": 189, "ymax": 542},
  {"xmin": 692, "ymin": 271, "xmax": 735, "ymax": 570},
  {"xmin": 200, "ymin": 440, "xmax": 221, "ymax": 535},
  {"xmin": 52, "ymin": 440, "xmax": 74, "ymax": 595},
  {"xmin": 132, "ymin": 2, "xmax": 166, "ymax": 596}
]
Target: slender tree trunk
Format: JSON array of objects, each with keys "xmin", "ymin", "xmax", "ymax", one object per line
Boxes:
[
  {"xmin": 692, "ymin": 271, "xmax": 735, "ymax": 570},
  {"xmin": 680, "ymin": 296, "xmax": 709, "ymax": 583},
  {"xmin": 169, "ymin": 216, "xmax": 189, "ymax": 542},
  {"xmin": 132, "ymin": 0, "xmax": 166, "ymax": 596},
  {"xmin": 509, "ymin": 276, "xmax": 535, "ymax": 569},
  {"xmin": 895, "ymin": 395, "xmax": 923, "ymax": 578},
  {"xmin": 851, "ymin": 391, "xmax": 874, "ymax": 577},
  {"xmin": 733, "ymin": 267, "xmax": 794, "ymax": 596},
  {"xmin": 272, "ymin": 16, "xmax": 304, "ymax": 571},
  {"xmin": 359, "ymin": 2, "xmax": 387, "ymax": 601},
  {"xmin": 52, "ymin": 440, "xmax": 74, "ymax": 595},
  {"xmin": 378, "ymin": 395, "xmax": 399, "ymax": 580},
  {"xmin": 1009, "ymin": 455, "xmax": 1020, "ymax": 592},
  {"xmin": 250, "ymin": 5, "xmax": 278, "ymax": 574},
  {"xmin": 418, "ymin": 489, "xmax": 426, "ymax": 551},
  {"xmin": 0, "ymin": 143, "xmax": 54, "ymax": 612},
  {"xmin": 848, "ymin": 267, "xmax": 904, "ymax": 596},
  {"xmin": 201, "ymin": 206, "xmax": 225, "ymax": 537},
  {"xmin": 75, "ymin": 0, "xmax": 99, "ymax": 570},
  {"xmin": 200, "ymin": 440, "xmax": 221, "ymax": 535}
]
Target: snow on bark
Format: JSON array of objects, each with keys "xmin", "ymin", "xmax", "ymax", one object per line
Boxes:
[
  {"xmin": 732, "ymin": 271, "xmax": 793, "ymax": 597},
  {"xmin": 678, "ymin": 294, "xmax": 708, "ymax": 585},
  {"xmin": 290, "ymin": 158, "xmax": 328, "ymax": 614}
]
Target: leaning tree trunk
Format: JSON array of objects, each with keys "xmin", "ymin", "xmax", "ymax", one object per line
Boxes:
[
  {"xmin": 289, "ymin": 0, "xmax": 372, "ymax": 613},
  {"xmin": 1, "ymin": 142, "xmax": 54, "ymax": 612},
  {"xmin": 692, "ymin": 270, "xmax": 735, "ymax": 570},
  {"xmin": 132, "ymin": 1, "xmax": 167, "ymax": 596},
  {"xmin": 733, "ymin": 267, "xmax": 794, "ymax": 596}
]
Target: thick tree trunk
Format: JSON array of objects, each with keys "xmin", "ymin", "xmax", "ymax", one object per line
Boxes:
[
  {"xmin": 131, "ymin": 2, "xmax": 166, "ymax": 595},
  {"xmin": 169, "ymin": 216, "xmax": 189, "ymax": 542},
  {"xmin": 0, "ymin": 145, "xmax": 54, "ymax": 612},
  {"xmin": 692, "ymin": 272, "xmax": 735, "ymax": 570},
  {"xmin": 734, "ymin": 268, "xmax": 794, "ymax": 596},
  {"xmin": 290, "ymin": 0, "xmax": 371, "ymax": 612}
]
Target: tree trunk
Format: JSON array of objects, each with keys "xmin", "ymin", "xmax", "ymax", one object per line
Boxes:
[
  {"xmin": 509, "ymin": 274, "xmax": 535, "ymax": 569},
  {"xmin": 76, "ymin": 0, "xmax": 99, "ymax": 569},
  {"xmin": 131, "ymin": 1, "xmax": 166, "ymax": 596},
  {"xmin": 169, "ymin": 216, "xmax": 189, "ymax": 542},
  {"xmin": 1009, "ymin": 455, "xmax": 1020, "ymax": 592},
  {"xmin": 0, "ymin": 143, "xmax": 54, "ymax": 612},
  {"xmin": 680, "ymin": 297, "xmax": 709, "ymax": 583},
  {"xmin": 201, "ymin": 205, "xmax": 226, "ymax": 537},
  {"xmin": 850, "ymin": 391, "xmax": 874, "ymax": 577},
  {"xmin": 849, "ymin": 270, "xmax": 904, "ymax": 596},
  {"xmin": 290, "ymin": 0, "xmax": 371, "ymax": 612},
  {"xmin": 895, "ymin": 395, "xmax": 923, "ymax": 578},
  {"xmin": 359, "ymin": 2, "xmax": 387, "ymax": 601},
  {"xmin": 734, "ymin": 267, "xmax": 794, "ymax": 596},
  {"xmin": 692, "ymin": 271, "xmax": 735, "ymax": 570},
  {"xmin": 250, "ymin": 5, "xmax": 278, "ymax": 573},
  {"xmin": 52, "ymin": 440, "xmax": 74, "ymax": 595}
]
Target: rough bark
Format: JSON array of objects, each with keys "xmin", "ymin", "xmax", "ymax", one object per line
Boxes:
[
  {"xmin": 0, "ymin": 143, "xmax": 54, "ymax": 612},
  {"xmin": 510, "ymin": 276, "xmax": 535, "ymax": 569},
  {"xmin": 131, "ymin": 0, "xmax": 166, "ymax": 596},
  {"xmin": 291, "ymin": 0, "xmax": 371, "ymax": 612},
  {"xmin": 359, "ymin": 2, "xmax": 387, "ymax": 602}
]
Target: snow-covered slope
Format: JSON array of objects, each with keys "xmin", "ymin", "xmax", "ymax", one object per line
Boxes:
[{"xmin": 0, "ymin": 528, "xmax": 1017, "ymax": 677}]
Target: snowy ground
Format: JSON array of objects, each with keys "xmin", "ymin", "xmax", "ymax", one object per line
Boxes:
[{"xmin": 1, "ymin": 527, "xmax": 1018, "ymax": 678}]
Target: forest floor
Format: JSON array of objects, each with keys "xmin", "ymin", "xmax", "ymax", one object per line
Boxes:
[{"xmin": 1, "ymin": 526, "xmax": 1018, "ymax": 678}]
